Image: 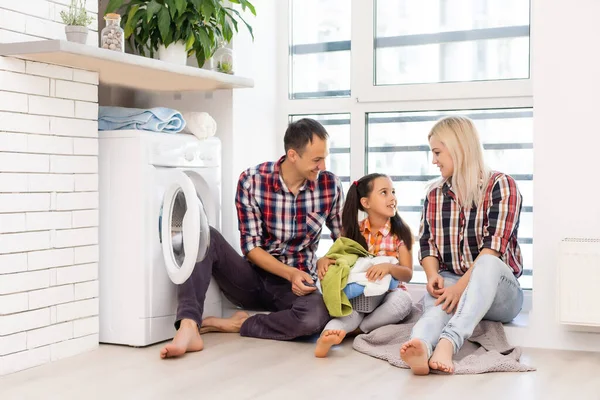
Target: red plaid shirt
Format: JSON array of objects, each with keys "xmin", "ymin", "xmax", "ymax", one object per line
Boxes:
[
  {"xmin": 419, "ymin": 172, "xmax": 523, "ymax": 277},
  {"xmin": 235, "ymin": 156, "xmax": 344, "ymax": 278},
  {"xmin": 360, "ymin": 218, "xmax": 405, "ymax": 257}
]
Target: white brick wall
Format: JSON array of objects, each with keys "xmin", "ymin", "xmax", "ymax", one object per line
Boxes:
[
  {"xmin": 0, "ymin": 332, "xmax": 26, "ymax": 356},
  {"xmin": 0, "ymin": 0, "xmax": 99, "ymax": 375},
  {"xmin": 0, "ymin": 0, "xmax": 98, "ymax": 45},
  {"xmin": 55, "ymin": 263, "xmax": 97, "ymax": 285},
  {"xmin": 27, "ymin": 321, "xmax": 72, "ymax": 349}
]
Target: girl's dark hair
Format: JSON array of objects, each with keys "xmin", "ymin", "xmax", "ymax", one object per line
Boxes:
[{"xmin": 341, "ymin": 173, "xmax": 413, "ymax": 252}]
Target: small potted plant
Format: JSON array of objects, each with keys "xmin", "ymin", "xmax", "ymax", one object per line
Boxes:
[
  {"xmin": 217, "ymin": 61, "xmax": 233, "ymax": 74},
  {"xmin": 60, "ymin": 0, "xmax": 94, "ymax": 44},
  {"xmin": 105, "ymin": 0, "xmax": 255, "ymax": 67}
]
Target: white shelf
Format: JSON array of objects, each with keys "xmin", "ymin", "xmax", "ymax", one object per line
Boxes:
[{"xmin": 0, "ymin": 40, "xmax": 254, "ymax": 92}]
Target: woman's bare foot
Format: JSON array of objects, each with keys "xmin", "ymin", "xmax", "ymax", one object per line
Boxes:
[
  {"xmin": 400, "ymin": 339, "xmax": 430, "ymax": 375},
  {"xmin": 160, "ymin": 319, "xmax": 204, "ymax": 359},
  {"xmin": 200, "ymin": 311, "xmax": 250, "ymax": 333},
  {"xmin": 429, "ymin": 338, "xmax": 455, "ymax": 373},
  {"xmin": 315, "ymin": 330, "xmax": 347, "ymax": 358}
]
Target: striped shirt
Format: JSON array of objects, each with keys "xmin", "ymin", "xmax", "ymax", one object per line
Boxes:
[
  {"xmin": 419, "ymin": 172, "xmax": 523, "ymax": 277},
  {"xmin": 235, "ymin": 156, "xmax": 344, "ymax": 278},
  {"xmin": 360, "ymin": 218, "xmax": 408, "ymax": 290}
]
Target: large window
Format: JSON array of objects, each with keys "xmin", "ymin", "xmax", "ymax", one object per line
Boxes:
[
  {"xmin": 375, "ymin": 0, "xmax": 530, "ymax": 85},
  {"xmin": 289, "ymin": 1, "xmax": 351, "ymax": 99},
  {"xmin": 282, "ymin": 0, "xmax": 533, "ymax": 290},
  {"xmin": 367, "ymin": 109, "xmax": 533, "ymax": 286}
]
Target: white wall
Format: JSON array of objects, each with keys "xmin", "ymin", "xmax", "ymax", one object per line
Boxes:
[
  {"xmin": 0, "ymin": 1, "xmax": 100, "ymax": 376},
  {"xmin": 134, "ymin": 0, "xmax": 278, "ymax": 249},
  {"xmin": 0, "ymin": 0, "xmax": 98, "ymax": 46},
  {"xmin": 522, "ymin": 0, "xmax": 600, "ymax": 352},
  {"xmin": 228, "ymin": 0, "xmax": 279, "ymax": 247}
]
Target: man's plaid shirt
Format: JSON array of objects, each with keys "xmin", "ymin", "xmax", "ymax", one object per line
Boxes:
[{"xmin": 235, "ymin": 156, "xmax": 344, "ymax": 278}]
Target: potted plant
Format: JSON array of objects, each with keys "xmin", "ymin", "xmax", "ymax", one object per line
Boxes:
[
  {"xmin": 104, "ymin": 0, "xmax": 256, "ymax": 67},
  {"xmin": 61, "ymin": 0, "xmax": 95, "ymax": 44}
]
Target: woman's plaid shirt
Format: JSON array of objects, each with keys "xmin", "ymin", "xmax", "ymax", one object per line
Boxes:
[{"xmin": 419, "ymin": 172, "xmax": 524, "ymax": 277}]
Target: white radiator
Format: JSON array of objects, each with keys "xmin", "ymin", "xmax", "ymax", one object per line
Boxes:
[{"xmin": 558, "ymin": 238, "xmax": 600, "ymax": 326}]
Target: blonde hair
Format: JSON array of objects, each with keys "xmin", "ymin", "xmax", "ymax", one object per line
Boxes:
[{"xmin": 428, "ymin": 116, "xmax": 490, "ymax": 208}]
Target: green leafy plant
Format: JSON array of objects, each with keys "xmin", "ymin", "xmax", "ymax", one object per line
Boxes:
[
  {"xmin": 104, "ymin": 0, "xmax": 256, "ymax": 68},
  {"xmin": 60, "ymin": 0, "xmax": 95, "ymax": 26}
]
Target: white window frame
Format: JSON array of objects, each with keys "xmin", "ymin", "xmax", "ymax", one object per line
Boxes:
[
  {"xmin": 351, "ymin": 1, "xmax": 533, "ymax": 104},
  {"xmin": 276, "ymin": 0, "xmax": 533, "ymax": 311}
]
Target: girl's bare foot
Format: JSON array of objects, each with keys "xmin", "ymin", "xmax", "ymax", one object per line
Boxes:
[
  {"xmin": 400, "ymin": 339, "xmax": 430, "ymax": 375},
  {"xmin": 160, "ymin": 319, "xmax": 204, "ymax": 359},
  {"xmin": 429, "ymin": 338, "xmax": 455, "ymax": 373},
  {"xmin": 315, "ymin": 330, "xmax": 347, "ymax": 358},
  {"xmin": 201, "ymin": 311, "xmax": 250, "ymax": 333}
]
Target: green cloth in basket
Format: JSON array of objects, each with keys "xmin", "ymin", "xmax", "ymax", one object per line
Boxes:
[{"xmin": 321, "ymin": 237, "xmax": 370, "ymax": 317}]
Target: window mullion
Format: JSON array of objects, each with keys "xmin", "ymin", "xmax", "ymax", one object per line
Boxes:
[{"xmin": 351, "ymin": 0, "xmax": 375, "ymax": 102}]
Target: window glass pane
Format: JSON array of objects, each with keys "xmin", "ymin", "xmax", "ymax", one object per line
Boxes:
[
  {"xmin": 290, "ymin": 114, "xmax": 350, "ymax": 256},
  {"xmin": 366, "ymin": 108, "xmax": 533, "ymax": 289},
  {"xmin": 375, "ymin": 0, "xmax": 531, "ymax": 85},
  {"xmin": 290, "ymin": 0, "xmax": 351, "ymax": 99}
]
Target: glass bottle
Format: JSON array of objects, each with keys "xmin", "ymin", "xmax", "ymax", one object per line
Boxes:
[
  {"xmin": 101, "ymin": 13, "xmax": 124, "ymax": 52},
  {"xmin": 212, "ymin": 40, "xmax": 234, "ymax": 74}
]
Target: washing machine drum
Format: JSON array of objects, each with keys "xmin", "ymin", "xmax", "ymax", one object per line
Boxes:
[{"xmin": 160, "ymin": 172, "xmax": 211, "ymax": 285}]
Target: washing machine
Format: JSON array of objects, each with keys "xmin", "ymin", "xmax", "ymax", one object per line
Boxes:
[{"xmin": 99, "ymin": 130, "xmax": 223, "ymax": 347}]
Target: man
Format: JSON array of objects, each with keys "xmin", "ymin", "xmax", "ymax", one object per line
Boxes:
[{"xmin": 161, "ymin": 118, "xmax": 343, "ymax": 358}]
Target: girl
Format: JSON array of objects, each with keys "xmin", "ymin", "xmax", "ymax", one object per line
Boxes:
[
  {"xmin": 400, "ymin": 116, "xmax": 524, "ymax": 375},
  {"xmin": 315, "ymin": 173, "xmax": 414, "ymax": 358}
]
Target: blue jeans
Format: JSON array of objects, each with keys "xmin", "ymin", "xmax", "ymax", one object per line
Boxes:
[{"xmin": 411, "ymin": 254, "xmax": 523, "ymax": 357}]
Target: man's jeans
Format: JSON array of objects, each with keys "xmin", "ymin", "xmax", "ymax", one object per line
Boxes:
[{"xmin": 176, "ymin": 227, "xmax": 330, "ymax": 340}]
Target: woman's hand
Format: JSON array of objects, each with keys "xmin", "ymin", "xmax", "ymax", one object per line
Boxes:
[
  {"xmin": 426, "ymin": 274, "xmax": 445, "ymax": 298},
  {"xmin": 317, "ymin": 257, "xmax": 336, "ymax": 280},
  {"xmin": 435, "ymin": 284, "xmax": 464, "ymax": 314},
  {"xmin": 366, "ymin": 263, "xmax": 392, "ymax": 281}
]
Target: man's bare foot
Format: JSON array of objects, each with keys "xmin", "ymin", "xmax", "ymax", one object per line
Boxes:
[
  {"xmin": 429, "ymin": 338, "xmax": 455, "ymax": 374},
  {"xmin": 201, "ymin": 311, "xmax": 250, "ymax": 333},
  {"xmin": 160, "ymin": 319, "xmax": 204, "ymax": 359},
  {"xmin": 400, "ymin": 339, "xmax": 430, "ymax": 375},
  {"xmin": 315, "ymin": 330, "xmax": 347, "ymax": 358}
]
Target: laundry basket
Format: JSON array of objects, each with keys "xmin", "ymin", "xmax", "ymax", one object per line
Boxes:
[{"xmin": 350, "ymin": 293, "xmax": 386, "ymax": 313}]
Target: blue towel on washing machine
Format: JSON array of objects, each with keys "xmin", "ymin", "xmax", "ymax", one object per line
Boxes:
[{"xmin": 98, "ymin": 106, "xmax": 186, "ymax": 132}]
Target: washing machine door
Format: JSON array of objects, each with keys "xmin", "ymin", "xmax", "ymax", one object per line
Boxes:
[{"xmin": 160, "ymin": 170, "xmax": 210, "ymax": 284}]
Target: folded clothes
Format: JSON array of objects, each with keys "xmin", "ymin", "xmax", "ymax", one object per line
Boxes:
[
  {"xmin": 343, "ymin": 278, "xmax": 399, "ymax": 300},
  {"xmin": 98, "ymin": 106, "xmax": 186, "ymax": 132},
  {"xmin": 347, "ymin": 256, "xmax": 399, "ymax": 297},
  {"xmin": 181, "ymin": 111, "xmax": 217, "ymax": 140}
]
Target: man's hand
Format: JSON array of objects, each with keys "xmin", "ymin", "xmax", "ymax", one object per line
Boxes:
[
  {"xmin": 434, "ymin": 284, "xmax": 464, "ymax": 314},
  {"xmin": 317, "ymin": 257, "xmax": 336, "ymax": 280},
  {"xmin": 366, "ymin": 263, "xmax": 392, "ymax": 281},
  {"xmin": 288, "ymin": 269, "xmax": 317, "ymax": 296},
  {"xmin": 426, "ymin": 273, "xmax": 445, "ymax": 298}
]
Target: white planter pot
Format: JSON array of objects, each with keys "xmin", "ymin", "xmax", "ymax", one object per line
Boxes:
[
  {"xmin": 65, "ymin": 25, "xmax": 88, "ymax": 44},
  {"xmin": 157, "ymin": 41, "xmax": 187, "ymax": 65}
]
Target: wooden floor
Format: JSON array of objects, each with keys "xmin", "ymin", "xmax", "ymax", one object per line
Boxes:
[{"xmin": 1, "ymin": 334, "xmax": 599, "ymax": 400}]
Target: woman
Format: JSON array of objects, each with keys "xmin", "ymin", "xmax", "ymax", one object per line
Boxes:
[{"xmin": 400, "ymin": 116, "xmax": 524, "ymax": 375}]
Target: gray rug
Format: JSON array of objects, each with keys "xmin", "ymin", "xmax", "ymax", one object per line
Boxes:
[{"xmin": 352, "ymin": 303, "xmax": 536, "ymax": 374}]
